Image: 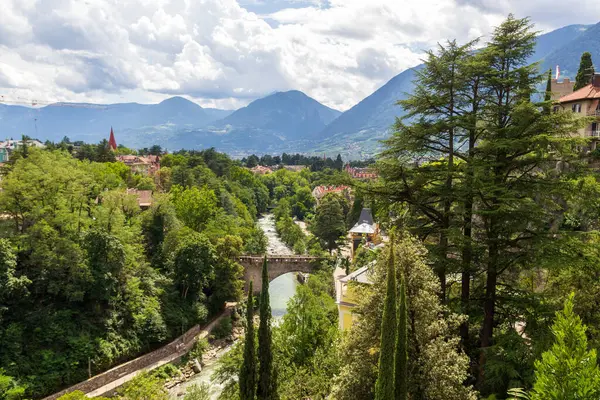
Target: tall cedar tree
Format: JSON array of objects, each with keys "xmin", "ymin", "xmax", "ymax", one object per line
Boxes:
[
  {"xmin": 257, "ymin": 257, "xmax": 277, "ymax": 400},
  {"xmin": 377, "ymin": 39, "xmax": 477, "ymax": 302},
  {"xmin": 374, "ymin": 245, "xmax": 396, "ymax": 400},
  {"xmin": 240, "ymin": 282, "xmax": 256, "ymax": 400},
  {"xmin": 574, "ymin": 52, "xmax": 594, "ymax": 91},
  {"xmin": 475, "ymin": 15, "xmax": 585, "ymax": 387},
  {"xmin": 394, "ymin": 272, "xmax": 408, "ymax": 400}
]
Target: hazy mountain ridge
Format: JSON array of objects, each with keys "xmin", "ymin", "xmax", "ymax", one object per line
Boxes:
[{"xmin": 0, "ymin": 22, "xmax": 598, "ymax": 156}]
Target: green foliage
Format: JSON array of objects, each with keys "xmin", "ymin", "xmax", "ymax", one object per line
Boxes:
[
  {"xmin": 0, "ymin": 369, "xmax": 26, "ymax": 400},
  {"xmin": 531, "ymin": 294, "xmax": 600, "ymax": 400},
  {"xmin": 239, "ymin": 283, "xmax": 256, "ymax": 400},
  {"xmin": 394, "ymin": 274, "xmax": 408, "ymax": 400},
  {"xmin": 189, "ymin": 338, "xmax": 209, "ymax": 361},
  {"xmin": 311, "ymin": 193, "xmax": 348, "ymax": 252},
  {"xmin": 574, "ymin": 52, "xmax": 594, "ymax": 91},
  {"xmin": 212, "ymin": 317, "xmax": 233, "ymax": 340},
  {"xmin": 184, "ymin": 384, "xmax": 211, "ymax": 400},
  {"xmin": 117, "ymin": 372, "xmax": 168, "ymax": 400},
  {"xmin": 374, "ymin": 247, "xmax": 396, "ymax": 400},
  {"xmin": 257, "ymin": 258, "xmax": 276, "ymax": 400}
]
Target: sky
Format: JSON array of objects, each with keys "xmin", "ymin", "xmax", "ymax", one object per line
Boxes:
[{"xmin": 0, "ymin": 0, "xmax": 599, "ymax": 111}]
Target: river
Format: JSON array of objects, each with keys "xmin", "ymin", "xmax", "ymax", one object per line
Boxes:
[{"xmin": 169, "ymin": 214, "xmax": 298, "ymax": 399}]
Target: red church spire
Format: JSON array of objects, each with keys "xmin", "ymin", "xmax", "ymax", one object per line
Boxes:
[{"xmin": 108, "ymin": 127, "xmax": 117, "ymax": 151}]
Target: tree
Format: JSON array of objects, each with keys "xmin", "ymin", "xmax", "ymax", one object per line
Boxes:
[
  {"xmin": 172, "ymin": 186, "xmax": 218, "ymax": 231},
  {"xmin": 0, "ymin": 369, "xmax": 25, "ymax": 400},
  {"xmin": 574, "ymin": 52, "xmax": 594, "ymax": 91},
  {"xmin": 395, "ymin": 273, "xmax": 408, "ymax": 400},
  {"xmin": 334, "ymin": 154, "xmax": 344, "ymax": 171},
  {"xmin": 531, "ymin": 294, "xmax": 600, "ymax": 399},
  {"xmin": 257, "ymin": 257, "xmax": 276, "ymax": 400},
  {"xmin": 240, "ymin": 282, "xmax": 256, "ymax": 400},
  {"xmin": 95, "ymin": 139, "xmax": 116, "ymax": 162},
  {"xmin": 374, "ymin": 245, "xmax": 396, "ymax": 400},
  {"xmin": 117, "ymin": 372, "xmax": 168, "ymax": 400},
  {"xmin": 332, "ymin": 235, "xmax": 475, "ymax": 400},
  {"xmin": 543, "ymin": 68, "xmax": 552, "ymax": 114},
  {"xmin": 311, "ymin": 193, "xmax": 347, "ymax": 253},
  {"xmin": 173, "ymin": 233, "xmax": 216, "ymax": 301}
]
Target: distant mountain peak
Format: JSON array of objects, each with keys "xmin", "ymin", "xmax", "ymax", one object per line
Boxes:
[{"xmin": 159, "ymin": 96, "xmax": 201, "ymax": 107}]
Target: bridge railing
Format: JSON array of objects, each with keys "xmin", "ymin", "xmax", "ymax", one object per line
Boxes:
[{"xmin": 238, "ymin": 256, "xmax": 322, "ymax": 263}]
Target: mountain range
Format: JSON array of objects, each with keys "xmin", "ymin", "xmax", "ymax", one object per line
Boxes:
[{"xmin": 0, "ymin": 22, "xmax": 598, "ymax": 158}]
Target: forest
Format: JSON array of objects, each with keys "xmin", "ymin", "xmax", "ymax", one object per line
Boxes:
[{"xmin": 3, "ymin": 14, "xmax": 600, "ymax": 400}]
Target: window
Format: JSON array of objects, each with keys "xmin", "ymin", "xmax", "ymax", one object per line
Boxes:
[{"xmin": 572, "ymin": 103, "xmax": 581, "ymax": 113}]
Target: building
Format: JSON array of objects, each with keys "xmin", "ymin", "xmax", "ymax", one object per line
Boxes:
[
  {"xmin": 336, "ymin": 263, "xmax": 374, "ymax": 330},
  {"xmin": 250, "ymin": 165, "xmax": 273, "ymax": 175},
  {"xmin": 550, "ymin": 78, "xmax": 575, "ymax": 100},
  {"xmin": 344, "ymin": 164, "xmax": 378, "ymax": 180},
  {"xmin": 117, "ymin": 155, "xmax": 161, "ymax": 175},
  {"xmin": 311, "ymin": 185, "xmax": 351, "ymax": 203},
  {"xmin": 126, "ymin": 188, "xmax": 153, "ymax": 209},
  {"xmin": 349, "ymin": 208, "xmax": 380, "ymax": 257},
  {"xmin": 557, "ymin": 73, "xmax": 600, "ymax": 145},
  {"xmin": 0, "ymin": 139, "xmax": 45, "ymax": 162}
]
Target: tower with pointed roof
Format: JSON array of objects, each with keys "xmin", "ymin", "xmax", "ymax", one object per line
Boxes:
[{"xmin": 108, "ymin": 127, "xmax": 117, "ymax": 151}]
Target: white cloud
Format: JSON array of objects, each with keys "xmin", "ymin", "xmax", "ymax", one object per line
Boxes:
[{"xmin": 0, "ymin": 0, "xmax": 597, "ymax": 111}]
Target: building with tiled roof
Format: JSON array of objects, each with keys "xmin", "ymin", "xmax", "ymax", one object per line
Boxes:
[
  {"xmin": 344, "ymin": 164, "xmax": 378, "ymax": 180},
  {"xmin": 336, "ymin": 262, "xmax": 374, "ymax": 330},
  {"xmin": 557, "ymin": 73, "xmax": 600, "ymax": 142},
  {"xmin": 311, "ymin": 185, "xmax": 351, "ymax": 203},
  {"xmin": 249, "ymin": 165, "xmax": 273, "ymax": 175},
  {"xmin": 126, "ymin": 188, "xmax": 153, "ymax": 209},
  {"xmin": 117, "ymin": 155, "xmax": 160, "ymax": 175}
]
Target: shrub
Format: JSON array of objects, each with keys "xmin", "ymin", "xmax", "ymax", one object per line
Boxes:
[{"xmin": 211, "ymin": 316, "xmax": 233, "ymax": 340}]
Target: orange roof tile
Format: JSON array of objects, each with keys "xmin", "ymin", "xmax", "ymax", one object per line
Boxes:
[{"xmin": 559, "ymin": 84, "xmax": 600, "ymax": 103}]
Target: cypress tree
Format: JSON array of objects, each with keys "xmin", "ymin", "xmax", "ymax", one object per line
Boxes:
[
  {"xmin": 394, "ymin": 273, "xmax": 408, "ymax": 400},
  {"xmin": 574, "ymin": 52, "xmax": 594, "ymax": 91},
  {"xmin": 257, "ymin": 256, "xmax": 277, "ymax": 400},
  {"xmin": 374, "ymin": 245, "xmax": 397, "ymax": 400},
  {"xmin": 543, "ymin": 68, "xmax": 552, "ymax": 114},
  {"xmin": 240, "ymin": 281, "xmax": 256, "ymax": 400}
]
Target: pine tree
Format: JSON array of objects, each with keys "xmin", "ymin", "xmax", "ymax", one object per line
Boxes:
[
  {"xmin": 374, "ymin": 245, "xmax": 396, "ymax": 400},
  {"xmin": 531, "ymin": 294, "xmax": 600, "ymax": 399},
  {"xmin": 257, "ymin": 257, "xmax": 276, "ymax": 400},
  {"xmin": 240, "ymin": 281, "xmax": 256, "ymax": 400},
  {"xmin": 574, "ymin": 52, "xmax": 594, "ymax": 91},
  {"xmin": 394, "ymin": 272, "xmax": 408, "ymax": 400}
]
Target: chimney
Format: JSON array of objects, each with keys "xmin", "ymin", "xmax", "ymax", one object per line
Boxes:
[{"xmin": 593, "ymin": 73, "xmax": 600, "ymax": 88}]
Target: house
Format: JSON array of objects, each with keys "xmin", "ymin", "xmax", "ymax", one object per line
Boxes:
[
  {"xmin": 117, "ymin": 155, "xmax": 161, "ymax": 175},
  {"xmin": 311, "ymin": 185, "xmax": 351, "ymax": 203},
  {"xmin": 250, "ymin": 165, "xmax": 273, "ymax": 175},
  {"xmin": 349, "ymin": 208, "xmax": 380, "ymax": 257},
  {"xmin": 126, "ymin": 188, "xmax": 153, "ymax": 209},
  {"xmin": 336, "ymin": 263, "xmax": 374, "ymax": 330},
  {"xmin": 344, "ymin": 163, "xmax": 378, "ymax": 180},
  {"xmin": 557, "ymin": 73, "xmax": 600, "ymax": 147},
  {"xmin": 0, "ymin": 139, "xmax": 45, "ymax": 162}
]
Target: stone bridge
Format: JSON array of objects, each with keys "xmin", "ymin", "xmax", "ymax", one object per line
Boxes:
[{"xmin": 238, "ymin": 255, "xmax": 322, "ymax": 293}]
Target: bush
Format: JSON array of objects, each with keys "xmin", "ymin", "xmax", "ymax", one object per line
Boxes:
[
  {"xmin": 152, "ymin": 363, "xmax": 180, "ymax": 380},
  {"xmin": 211, "ymin": 316, "xmax": 233, "ymax": 340},
  {"xmin": 189, "ymin": 338, "xmax": 209, "ymax": 360},
  {"xmin": 183, "ymin": 383, "xmax": 211, "ymax": 400}
]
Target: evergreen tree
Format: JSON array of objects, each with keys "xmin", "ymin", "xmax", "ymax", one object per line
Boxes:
[
  {"xmin": 240, "ymin": 282, "xmax": 256, "ymax": 400},
  {"xmin": 257, "ymin": 257, "xmax": 276, "ymax": 400},
  {"xmin": 394, "ymin": 273, "xmax": 408, "ymax": 400},
  {"xmin": 374, "ymin": 245, "xmax": 396, "ymax": 400},
  {"xmin": 531, "ymin": 294, "xmax": 600, "ymax": 399},
  {"xmin": 543, "ymin": 68, "xmax": 552, "ymax": 114},
  {"xmin": 574, "ymin": 52, "xmax": 594, "ymax": 91}
]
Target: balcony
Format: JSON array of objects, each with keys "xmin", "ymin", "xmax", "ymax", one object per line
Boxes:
[{"xmin": 587, "ymin": 109, "xmax": 600, "ymax": 117}]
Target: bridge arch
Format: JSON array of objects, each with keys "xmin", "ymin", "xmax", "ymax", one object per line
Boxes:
[{"xmin": 238, "ymin": 255, "xmax": 322, "ymax": 293}]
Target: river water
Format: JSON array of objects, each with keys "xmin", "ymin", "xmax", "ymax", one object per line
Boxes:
[{"xmin": 169, "ymin": 214, "xmax": 298, "ymax": 399}]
